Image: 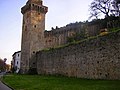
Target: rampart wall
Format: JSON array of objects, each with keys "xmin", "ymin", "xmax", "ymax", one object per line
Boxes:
[
  {"xmin": 44, "ymin": 23, "xmax": 100, "ymax": 49},
  {"xmin": 36, "ymin": 30, "xmax": 120, "ymax": 80}
]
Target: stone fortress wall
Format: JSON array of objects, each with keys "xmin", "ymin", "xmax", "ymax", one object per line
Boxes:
[
  {"xmin": 21, "ymin": 1, "xmax": 120, "ymax": 78},
  {"xmin": 36, "ymin": 30, "xmax": 120, "ymax": 80},
  {"xmin": 44, "ymin": 22, "xmax": 100, "ymax": 48}
]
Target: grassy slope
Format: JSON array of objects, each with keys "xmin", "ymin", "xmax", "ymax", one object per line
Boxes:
[{"xmin": 3, "ymin": 75, "xmax": 120, "ymax": 90}]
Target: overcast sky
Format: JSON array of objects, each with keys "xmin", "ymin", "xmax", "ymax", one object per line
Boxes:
[{"xmin": 0, "ymin": 0, "xmax": 93, "ymax": 64}]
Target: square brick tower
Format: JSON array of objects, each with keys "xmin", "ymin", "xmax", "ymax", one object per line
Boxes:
[{"xmin": 21, "ymin": 0, "xmax": 48, "ymax": 74}]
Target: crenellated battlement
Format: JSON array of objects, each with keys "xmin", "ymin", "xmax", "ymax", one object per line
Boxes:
[
  {"xmin": 21, "ymin": 0, "xmax": 48, "ymax": 14},
  {"xmin": 26, "ymin": 0, "xmax": 43, "ymax": 5}
]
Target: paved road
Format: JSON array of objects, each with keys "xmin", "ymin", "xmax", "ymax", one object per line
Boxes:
[
  {"xmin": 0, "ymin": 73, "xmax": 12, "ymax": 90},
  {"xmin": 0, "ymin": 81, "xmax": 12, "ymax": 90}
]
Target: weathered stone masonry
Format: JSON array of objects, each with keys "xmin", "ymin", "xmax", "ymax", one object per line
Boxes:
[
  {"xmin": 36, "ymin": 31, "xmax": 120, "ymax": 80},
  {"xmin": 21, "ymin": 0, "xmax": 102, "ymax": 74}
]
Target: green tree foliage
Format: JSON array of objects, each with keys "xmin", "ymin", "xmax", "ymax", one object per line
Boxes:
[
  {"xmin": 0, "ymin": 58, "xmax": 10, "ymax": 72},
  {"xmin": 89, "ymin": 15, "xmax": 120, "ymax": 28},
  {"xmin": 67, "ymin": 16, "xmax": 120, "ymax": 43},
  {"xmin": 0, "ymin": 58, "xmax": 5, "ymax": 72},
  {"xmin": 67, "ymin": 32, "xmax": 86, "ymax": 43}
]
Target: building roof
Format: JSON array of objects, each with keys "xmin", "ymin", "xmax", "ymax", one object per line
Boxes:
[{"xmin": 12, "ymin": 51, "xmax": 21, "ymax": 56}]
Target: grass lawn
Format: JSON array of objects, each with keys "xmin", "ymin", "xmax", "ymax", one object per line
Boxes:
[{"xmin": 2, "ymin": 74, "xmax": 120, "ymax": 90}]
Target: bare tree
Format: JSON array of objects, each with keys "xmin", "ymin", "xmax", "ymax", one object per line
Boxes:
[
  {"xmin": 89, "ymin": 0, "xmax": 112, "ymax": 19},
  {"xmin": 112, "ymin": 0, "xmax": 120, "ymax": 16}
]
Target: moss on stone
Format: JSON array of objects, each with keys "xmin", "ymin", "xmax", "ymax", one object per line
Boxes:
[{"xmin": 41, "ymin": 28, "xmax": 120, "ymax": 52}]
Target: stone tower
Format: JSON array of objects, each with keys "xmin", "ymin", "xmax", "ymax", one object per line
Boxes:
[{"xmin": 21, "ymin": 0, "xmax": 48, "ymax": 73}]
